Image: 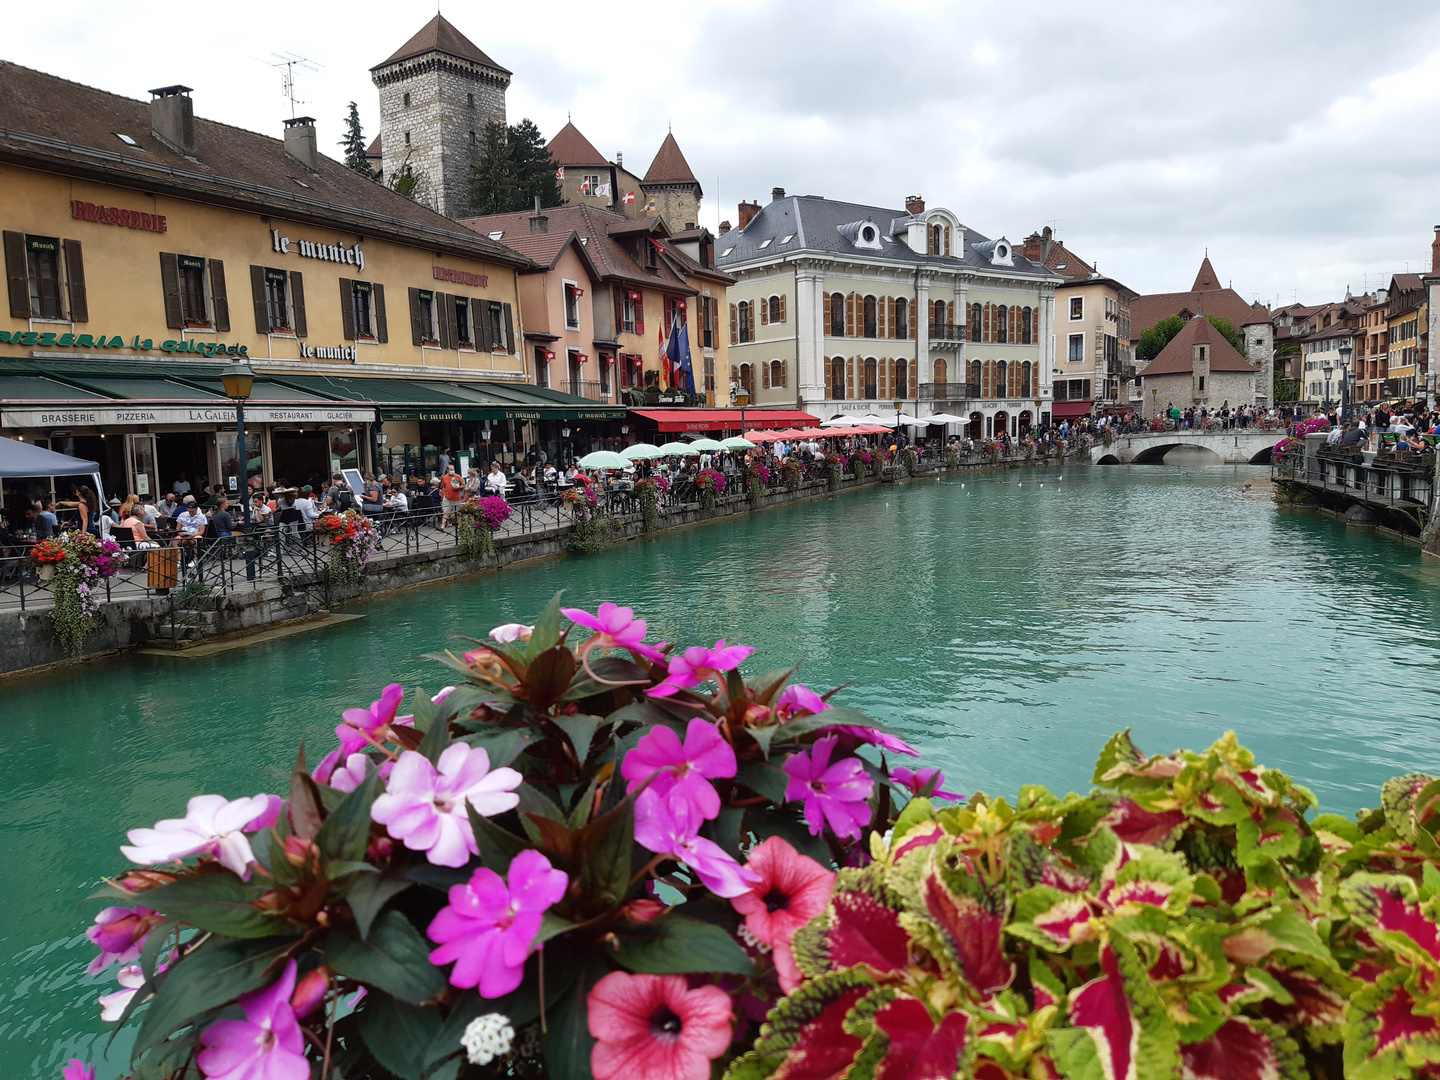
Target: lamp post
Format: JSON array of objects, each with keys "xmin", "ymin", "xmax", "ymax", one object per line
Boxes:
[
  {"xmin": 1321, "ymin": 362, "xmax": 1334, "ymax": 416},
  {"xmin": 1337, "ymin": 342, "xmax": 1353, "ymax": 422},
  {"xmin": 220, "ymin": 358, "xmax": 255, "ymax": 528}
]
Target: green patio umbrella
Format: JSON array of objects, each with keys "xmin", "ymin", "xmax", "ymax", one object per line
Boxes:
[
  {"xmin": 657, "ymin": 441, "xmax": 702, "ymax": 456},
  {"xmin": 720, "ymin": 436, "xmax": 756, "ymax": 449},
  {"xmin": 621, "ymin": 443, "xmax": 665, "ymax": 460},
  {"xmin": 688, "ymin": 437, "xmax": 726, "ymax": 451},
  {"xmin": 578, "ymin": 450, "xmax": 631, "ymax": 470}
]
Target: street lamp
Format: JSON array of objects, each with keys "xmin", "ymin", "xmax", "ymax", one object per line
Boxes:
[
  {"xmin": 1337, "ymin": 342, "xmax": 1353, "ymax": 421},
  {"xmin": 220, "ymin": 358, "xmax": 254, "ymax": 528},
  {"xmin": 1321, "ymin": 362, "xmax": 1334, "ymax": 416}
]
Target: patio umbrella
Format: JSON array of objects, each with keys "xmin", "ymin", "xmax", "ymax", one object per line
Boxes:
[
  {"xmin": 747, "ymin": 430, "xmax": 783, "ymax": 443},
  {"xmin": 820, "ymin": 415, "xmax": 857, "ymax": 427},
  {"xmin": 688, "ymin": 437, "xmax": 727, "ymax": 451},
  {"xmin": 621, "ymin": 442, "xmax": 665, "ymax": 460},
  {"xmin": 923, "ymin": 412, "xmax": 969, "ymax": 425},
  {"xmin": 578, "ymin": 450, "xmax": 631, "ymax": 470},
  {"xmin": 657, "ymin": 441, "xmax": 702, "ymax": 456},
  {"xmin": 719, "ymin": 436, "xmax": 756, "ymax": 449}
]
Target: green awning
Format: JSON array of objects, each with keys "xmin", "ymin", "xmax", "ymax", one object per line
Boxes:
[{"xmin": 271, "ymin": 374, "xmax": 627, "ymax": 423}]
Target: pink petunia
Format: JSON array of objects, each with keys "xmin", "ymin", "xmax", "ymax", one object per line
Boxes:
[
  {"xmin": 773, "ymin": 684, "xmax": 828, "ymax": 721},
  {"xmin": 562, "ymin": 602, "xmax": 666, "ymax": 662},
  {"xmin": 85, "ymin": 905, "xmax": 164, "ymax": 974},
  {"xmin": 890, "ymin": 766, "xmax": 963, "ymax": 802},
  {"xmin": 782, "ymin": 736, "xmax": 874, "ymax": 841},
  {"xmin": 588, "ymin": 972, "xmax": 733, "ymax": 1080},
  {"xmin": 120, "ymin": 794, "xmax": 273, "ymax": 880},
  {"xmin": 196, "ymin": 958, "xmax": 310, "ymax": 1080},
  {"xmin": 427, "ymin": 850, "xmax": 569, "ymax": 997},
  {"xmin": 621, "ymin": 718, "xmax": 736, "ymax": 821},
  {"xmin": 649, "ymin": 640, "xmax": 755, "ymax": 698},
  {"xmin": 730, "ymin": 837, "xmax": 835, "ymax": 992},
  {"xmin": 633, "ymin": 791, "xmax": 760, "ymax": 898},
  {"xmin": 371, "ymin": 744, "xmax": 523, "ymax": 867}
]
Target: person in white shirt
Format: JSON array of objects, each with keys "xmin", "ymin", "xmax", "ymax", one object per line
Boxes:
[
  {"xmin": 1326, "ymin": 425, "xmax": 1344, "ymax": 445},
  {"xmin": 293, "ymin": 488, "xmax": 320, "ymax": 529},
  {"xmin": 172, "ymin": 474, "xmax": 191, "ymax": 496},
  {"xmin": 543, "ymin": 464, "xmax": 558, "ymax": 482},
  {"xmin": 483, "ymin": 462, "xmax": 508, "ymax": 495},
  {"xmin": 384, "ymin": 487, "xmax": 409, "ymax": 512}
]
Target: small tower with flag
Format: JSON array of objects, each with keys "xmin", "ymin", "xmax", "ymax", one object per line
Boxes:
[{"xmin": 640, "ymin": 132, "xmax": 702, "ymax": 230}]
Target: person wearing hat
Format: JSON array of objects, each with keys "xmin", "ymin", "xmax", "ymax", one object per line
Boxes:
[{"xmin": 174, "ymin": 495, "xmax": 208, "ymax": 551}]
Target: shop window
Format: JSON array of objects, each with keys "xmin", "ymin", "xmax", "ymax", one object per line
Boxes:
[
  {"xmin": 25, "ymin": 236, "xmax": 63, "ymax": 319},
  {"xmin": 178, "ymin": 255, "xmax": 209, "ymax": 325}
]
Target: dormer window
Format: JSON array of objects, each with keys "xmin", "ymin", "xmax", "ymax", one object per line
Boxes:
[
  {"xmin": 861, "ymin": 225, "xmax": 877, "ymax": 243},
  {"xmin": 841, "ymin": 220, "xmax": 883, "ymax": 250}
]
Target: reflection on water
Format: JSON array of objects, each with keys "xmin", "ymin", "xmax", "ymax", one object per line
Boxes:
[{"xmin": 4, "ymin": 466, "xmax": 1440, "ymax": 1076}]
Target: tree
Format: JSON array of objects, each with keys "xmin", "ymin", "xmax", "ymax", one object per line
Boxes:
[
  {"xmin": 1135, "ymin": 314, "xmax": 1245, "ymax": 362},
  {"xmin": 338, "ymin": 102, "xmax": 375, "ymax": 180},
  {"xmin": 468, "ymin": 118, "xmax": 562, "ymax": 215}
]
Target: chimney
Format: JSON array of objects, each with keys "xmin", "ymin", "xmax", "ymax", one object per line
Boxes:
[
  {"xmin": 530, "ymin": 195, "xmax": 548, "ymax": 234},
  {"xmin": 283, "ymin": 116, "xmax": 319, "ymax": 171},
  {"xmin": 149, "ymin": 85, "xmax": 195, "ymax": 155},
  {"xmin": 771, "ymin": 187, "xmax": 786, "ymax": 202},
  {"xmin": 718, "ymin": 220, "xmax": 731, "ymax": 235},
  {"xmin": 1432, "ymin": 225, "xmax": 1440, "ymax": 274},
  {"xmin": 1041, "ymin": 225, "xmax": 1054, "ymax": 265},
  {"xmin": 616, "ymin": 151, "xmax": 623, "ymax": 169},
  {"xmin": 905, "ymin": 195, "xmax": 925, "ymax": 215},
  {"xmin": 737, "ymin": 200, "xmax": 760, "ymax": 229}
]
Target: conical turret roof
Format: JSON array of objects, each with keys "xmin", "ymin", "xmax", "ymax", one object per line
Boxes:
[{"xmin": 643, "ymin": 131, "xmax": 700, "ymax": 190}]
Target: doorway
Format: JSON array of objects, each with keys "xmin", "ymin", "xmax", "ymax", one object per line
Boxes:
[
  {"xmin": 270, "ymin": 431, "xmax": 330, "ymax": 489},
  {"xmin": 154, "ymin": 432, "xmax": 210, "ymax": 497},
  {"xmin": 125, "ymin": 434, "xmax": 157, "ymax": 500}
]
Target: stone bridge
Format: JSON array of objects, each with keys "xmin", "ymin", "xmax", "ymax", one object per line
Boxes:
[{"xmin": 1093, "ymin": 429, "xmax": 1284, "ymax": 465}]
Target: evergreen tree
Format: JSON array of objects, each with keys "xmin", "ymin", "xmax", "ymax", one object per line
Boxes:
[
  {"xmin": 468, "ymin": 118, "xmax": 562, "ymax": 215},
  {"xmin": 508, "ymin": 119, "xmax": 562, "ymax": 209},
  {"xmin": 339, "ymin": 102, "xmax": 376, "ymax": 180},
  {"xmin": 1136, "ymin": 314, "xmax": 1245, "ymax": 362},
  {"xmin": 468, "ymin": 120, "xmax": 515, "ymax": 215}
]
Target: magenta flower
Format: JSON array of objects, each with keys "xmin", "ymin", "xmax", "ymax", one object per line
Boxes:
[
  {"xmin": 649, "ymin": 640, "xmax": 755, "ymax": 698},
  {"xmin": 98, "ymin": 964, "xmax": 149, "ymax": 1022},
  {"xmin": 335, "ymin": 682, "xmax": 405, "ymax": 756},
  {"xmin": 243, "ymin": 794, "xmax": 284, "ymax": 833},
  {"xmin": 86, "ymin": 905, "xmax": 164, "ymax": 974},
  {"xmin": 562, "ymin": 602, "xmax": 666, "ymax": 662},
  {"xmin": 782, "ymin": 736, "xmax": 874, "ymax": 840},
  {"xmin": 621, "ymin": 718, "xmax": 736, "ymax": 821},
  {"xmin": 371, "ymin": 744, "xmax": 523, "ymax": 867},
  {"xmin": 633, "ymin": 791, "xmax": 760, "ymax": 898},
  {"xmin": 891, "ymin": 766, "xmax": 962, "ymax": 801},
  {"xmin": 62, "ymin": 1061, "xmax": 95, "ymax": 1080},
  {"xmin": 427, "ymin": 850, "xmax": 569, "ymax": 997},
  {"xmin": 196, "ymin": 958, "xmax": 309, "ymax": 1080},
  {"xmin": 774, "ymin": 684, "xmax": 829, "ymax": 721},
  {"xmin": 121, "ymin": 794, "xmax": 273, "ymax": 880},
  {"xmin": 828, "ymin": 725, "xmax": 919, "ymax": 758},
  {"xmin": 327, "ymin": 753, "xmax": 394, "ymax": 793}
]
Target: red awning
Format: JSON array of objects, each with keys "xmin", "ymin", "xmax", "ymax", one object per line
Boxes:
[
  {"xmin": 630, "ymin": 408, "xmax": 820, "ymax": 433},
  {"xmin": 1050, "ymin": 402, "xmax": 1092, "ymax": 418}
]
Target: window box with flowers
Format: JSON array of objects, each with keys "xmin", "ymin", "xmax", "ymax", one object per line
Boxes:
[
  {"xmin": 313, "ymin": 510, "xmax": 380, "ymax": 594},
  {"xmin": 456, "ymin": 496, "xmax": 514, "ymax": 561},
  {"xmin": 31, "ymin": 532, "xmax": 122, "ymax": 655},
  {"xmin": 695, "ymin": 468, "xmax": 726, "ymax": 511}
]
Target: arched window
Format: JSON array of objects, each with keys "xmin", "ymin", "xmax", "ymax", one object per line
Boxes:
[
  {"xmin": 1021, "ymin": 306, "xmax": 1033, "ymax": 345},
  {"xmin": 863, "ymin": 296, "xmax": 878, "ymax": 338},
  {"xmin": 770, "ymin": 359, "xmax": 786, "ymax": 388},
  {"xmin": 830, "ymin": 293, "xmax": 845, "ymax": 337},
  {"xmin": 863, "ymin": 358, "xmax": 878, "ymax": 399},
  {"xmin": 737, "ymin": 301, "xmax": 752, "ymax": 343},
  {"xmin": 933, "ymin": 358, "xmax": 948, "ymax": 385},
  {"xmin": 894, "ymin": 359, "xmax": 909, "ymax": 399},
  {"xmin": 895, "ymin": 297, "xmax": 909, "ymax": 339},
  {"xmin": 931, "ymin": 224, "xmax": 943, "ymax": 255},
  {"xmin": 831, "ymin": 357, "xmax": 846, "ymax": 399},
  {"xmin": 1021, "ymin": 360, "xmax": 1032, "ymax": 397},
  {"xmin": 931, "ymin": 299, "xmax": 944, "ymax": 329},
  {"xmin": 996, "ymin": 305, "xmax": 1008, "ymax": 344},
  {"xmin": 739, "ymin": 363, "xmax": 754, "ymax": 395},
  {"xmin": 995, "ymin": 360, "xmax": 1008, "ymax": 398},
  {"xmin": 970, "ymin": 303, "xmax": 982, "ymax": 343},
  {"xmin": 970, "ymin": 360, "xmax": 982, "ymax": 395},
  {"xmin": 768, "ymin": 295, "xmax": 783, "ymax": 323}
]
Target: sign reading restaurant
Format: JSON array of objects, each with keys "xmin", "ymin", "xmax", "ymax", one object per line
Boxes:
[{"xmin": 1, "ymin": 406, "xmax": 376, "ymax": 428}]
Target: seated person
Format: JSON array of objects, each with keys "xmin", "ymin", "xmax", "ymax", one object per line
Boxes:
[
  {"xmin": 118, "ymin": 506, "xmax": 159, "ymax": 549},
  {"xmin": 173, "ymin": 497, "xmax": 208, "ymax": 545}
]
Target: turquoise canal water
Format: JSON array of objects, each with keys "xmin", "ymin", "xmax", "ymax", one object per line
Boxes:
[{"xmin": 6, "ymin": 466, "xmax": 1440, "ymax": 1076}]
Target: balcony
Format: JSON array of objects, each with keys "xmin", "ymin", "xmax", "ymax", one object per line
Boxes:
[
  {"xmin": 567, "ymin": 380, "xmax": 607, "ymax": 401},
  {"xmin": 929, "ymin": 323, "xmax": 966, "ymax": 347},
  {"xmin": 1106, "ymin": 358, "xmax": 1135, "ymax": 379},
  {"xmin": 919, "ymin": 382, "xmax": 981, "ymax": 401}
]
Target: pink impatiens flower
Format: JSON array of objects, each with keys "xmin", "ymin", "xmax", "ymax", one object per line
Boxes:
[
  {"xmin": 891, "ymin": 766, "xmax": 963, "ymax": 802},
  {"xmin": 621, "ymin": 718, "xmax": 736, "ymax": 821},
  {"xmin": 370, "ymin": 744, "xmax": 523, "ymax": 867},
  {"xmin": 121, "ymin": 794, "xmax": 274, "ymax": 880},
  {"xmin": 490, "ymin": 622, "xmax": 533, "ymax": 644},
  {"xmin": 634, "ymin": 793, "xmax": 760, "ymax": 898},
  {"xmin": 562, "ymin": 602, "xmax": 666, "ymax": 662},
  {"xmin": 196, "ymin": 958, "xmax": 309, "ymax": 1080},
  {"xmin": 828, "ymin": 725, "xmax": 918, "ymax": 758},
  {"xmin": 85, "ymin": 905, "xmax": 164, "ymax": 974},
  {"xmin": 773, "ymin": 684, "xmax": 829, "ymax": 721},
  {"xmin": 62, "ymin": 1061, "xmax": 95, "ymax": 1080},
  {"xmin": 649, "ymin": 640, "xmax": 755, "ymax": 697},
  {"xmin": 782, "ymin": 736, "xmax": 874, "ymax": 841},
  {"xmin": 326, "ymin": 753, "xmax": 395, "ymax": 794},
  {"xmin": 427, "ymin": 850, "xmax": 569, "ymax": 997},
  {"xmin": 588, "ymin": 972, "xmax": 733, "ymax": 1080},
  {"xmin": 314, "ymin": 683, "xmax": 409, "ymax": 784},
  {"xmin": 730, "ymin": 836, "xmax": 836, "ymax": 993},
  {"xmin": 98, "ymin": 964, "xmax": 149, "ymax": 1022}
]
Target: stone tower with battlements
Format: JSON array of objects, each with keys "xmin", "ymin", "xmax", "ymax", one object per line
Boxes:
[
  {"xmin": 371, "ymin": 14, "xmax": 510, "ymax": 219},
  {"xmin": 641, "ymin": 132, "xmax": 702, "ymax": 230}
]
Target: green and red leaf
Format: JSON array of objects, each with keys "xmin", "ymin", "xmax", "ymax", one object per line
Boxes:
[
  {"xmin": 870, "ymin": 996, "xmax": 970, "ymax": 1080},
  {"xmin": 1177, "ymin": 1018, "xmax": 1300, "ymax": 1080},
  {"xmin": 922, "ymin": 869, "xmax": 1015, "ymax": 995}
]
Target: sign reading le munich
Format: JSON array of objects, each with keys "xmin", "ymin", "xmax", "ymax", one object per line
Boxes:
[{"xmin": 2, "ymin": 406, "xmax": 376, "ymax": 428}]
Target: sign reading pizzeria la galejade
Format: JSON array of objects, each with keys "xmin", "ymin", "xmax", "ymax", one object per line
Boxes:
[{"xmin": 0, "ymin": 330, "xmax": 249, "ymax": 357}]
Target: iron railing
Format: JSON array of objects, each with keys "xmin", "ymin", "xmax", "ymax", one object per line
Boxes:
[
  {"xmin": 929, "ymin": 323, "xmax": 966, "ymax": 345},
  {"xmin": 918, "ymin": 382, "xmax": 981, "ymax": 400}
]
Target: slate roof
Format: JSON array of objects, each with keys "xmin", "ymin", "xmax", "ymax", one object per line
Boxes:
[
  {"xmin": 716, "ymin": 195, "xmax": 1055, "ymax": 277},
  {"xmin": 547, "ymin": 122, "xmax": 609, "ymax": 169},
  {"xmin": 642, "ymin": 132, "xmax": 700, "ymax": 191},
  {"xmin": 374, "ymin": 14, "xmax": 510, "ymax": 74},
  {"xmin": 1142, "ymin": 315, "xmax": 1257, "ymax": 377},
  {"xmin": 0, "ymin": 62, "xmax": 530, "ymax": 269}
]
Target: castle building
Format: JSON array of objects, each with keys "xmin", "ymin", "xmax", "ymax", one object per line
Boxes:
[
  {"xmin": 370, "ymin": 14, "xmax": 511, "ymax": 219},
  {"xmin": 546, "ymin": 122, "xmax": 702, "ymax": 227},
  {"xmin": 1137, "ymin": 315, "xmax": 1258, "ymax": 419},
  {"xmin": 640, "ymin": 133, "xmax": 702, "ymax": 230}
]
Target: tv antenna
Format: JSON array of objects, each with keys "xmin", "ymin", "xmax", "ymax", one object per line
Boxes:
[{"xmin": 258, "ymin": 53, "xmax": 323, "ymax": 119}]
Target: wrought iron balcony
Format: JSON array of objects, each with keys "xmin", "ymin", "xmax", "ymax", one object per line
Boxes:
[
  {"xmin": 919, "ymin": 382, "xmax": 981, "ymax": 400},
  {"xmin": 929, "ymin": 323, "xmax": 966, "ymax": 346},
  {"xmin": 568, "ymin": 380, "xmax": 606, "ymax": 401}
]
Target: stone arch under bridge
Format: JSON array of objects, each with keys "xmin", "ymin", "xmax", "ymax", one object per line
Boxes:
[{"xmin": 1092, "ymin": 430, "xmax": 1283, "ymax": 466}]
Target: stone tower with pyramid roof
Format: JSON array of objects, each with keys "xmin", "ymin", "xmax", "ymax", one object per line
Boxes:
[
  {"xmin": 641, "ymin": 131, "xmax": 702, "ymax": 229},
  {"xmin": 371, "ymin": 14, "xmax": 510, "ymax": 218}
]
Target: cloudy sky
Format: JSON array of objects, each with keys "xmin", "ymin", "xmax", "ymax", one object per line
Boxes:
[{"xmin": 12, "ymin": 0, "xmax": 1440, "ymax": 305}]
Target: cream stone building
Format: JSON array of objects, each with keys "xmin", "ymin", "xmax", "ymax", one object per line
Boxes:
[{"xmin": 1138, "ymin": 314, "xmax": 1258, "ymax": 418}]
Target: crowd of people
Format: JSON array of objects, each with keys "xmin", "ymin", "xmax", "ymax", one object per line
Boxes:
[{"xmin": 1317, "ymin": 402, "xmax": 1440, "ymax": 451}]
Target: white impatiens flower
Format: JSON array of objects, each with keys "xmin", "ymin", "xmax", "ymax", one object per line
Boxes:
[{"xmin": 461, "ymin": 1013, "xmax": 515, "ymax": 1065}]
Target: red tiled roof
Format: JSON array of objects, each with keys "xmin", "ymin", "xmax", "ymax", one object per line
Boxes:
[
  {"xmin": 642, "ymin": 132, "xmax": 700, "ymax": 189},
  {"xmin": 1192, "ymin": 256, "xmax": 1221, "ymax": 291},
  {"xmin": 365, "ymin": 134, "xmax": 381, "ymax": 158},
  {"xmin": 1020, "ymin": 233, "xmax": 1094, "ymax": 280},
  {"xmin": 547, "ymin": 122, "xmax": 609, "ymax": 168},
  {"xmin": 1131, "ymin": 288, "xmax": 1269, "ymax": 337},
  {"xmin": 1142, "ymin": 316, "xmax": 1257, "ymax": 377},
  {"xmin": 375, "ymin": 14, "xmax": 509, "ymax": 73}
]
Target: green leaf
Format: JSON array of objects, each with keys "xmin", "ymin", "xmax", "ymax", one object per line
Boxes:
[
  {"xmin": 711, "ymin": 804, "xmax": 747, "ymax": 861},
  {"xmin": 543, "ymin": 950, "xmax": 601, "ymax": 1080},
  {"xmin": 407, "ymin": 687, "xmax": 439, "ymax": 734},
  {"xmin": 525, "ymin": 646, "xmax": 578, "ymax": 710},
  {"xmin": 527, "ymin": 591, "xmax": 566, "ymax": 661},
  {"xmin": 747, "ymin": 805, "xmax": 831, "ymax": 866},
  {"xmin": 554, "ymin": 714, "xmax": 601, "ymax": 762},
  {"xmin": 131, "ymin": 936, "xmax": 296, "ymax": 1065},
  {"xmin": 613, "ymin": 913, "xmax": 753, "ymax": 975},
  {"xmin": 778, "ymin": 705, "xmax": 896, "ymax": 744},
  {"xmin": 737, "ymin": 760, "xmax": 791, "ymax": 802},
  {"xmin": 459, "ymin": 726, "xmax": 535, "ymax": 769},
  {"xmin": 745, "ymin": 664, "xmax": 800, "ymax": 705},
  {"xmin": 537, "ymin": 909, "xmax": 577, "ymax": 946},
  {"xmin": 563, "ymin": 656, "xmax": 651, "ymax": 701},
  {"xmin": 289, "ymin": 742, "xmax": 326, "ymax": 839},
  {"xmin": 314, "ymin": 763, "xmax": 381, "ymax": 863},
  {"xmin": 417, "ymin": 707, "xmax": 451, "ymax": 765},
  {"xmin": 580, "ymin": 789, "xmax": 635, "ymax": 907},
  {"xmin": 347, "ymin": 871, "xmax": 413, "ymax": 939},
  {"xmin": 142, "ymin": 875, "xmax": 281, "ymax": 938},
  {"xmin": 725, "ymin": 667, "xmax": 746, "ymax": 706},
  {"xmin": 324, "ymin": 909, "xmax": 447, "ymax": 1004},
  {"xmin": 467, "ymin": 801, "xmax": 529, "ymax": 871},
  {"xmin": 139, "ymin": 917, "xmax": 179, "ymax": 984},
  {"xmin": 359, "ymin": 990, "xmax": 443, "ymax": 1080}
]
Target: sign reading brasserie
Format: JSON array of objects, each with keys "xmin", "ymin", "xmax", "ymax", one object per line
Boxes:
[
  {"xmin": 71, "ymin": 200, "xmax": 167, "ymax": 234},
  {"xmin": 3, "ymin": 406, "xmax": 376, "ymax": 428},
  {"xmin": 0, "ymin": 330, "xmax": 248, "ymax": 357},
  {"xmin": 271, "ymin": 230, "xmax": 365, "ymax": 271}
]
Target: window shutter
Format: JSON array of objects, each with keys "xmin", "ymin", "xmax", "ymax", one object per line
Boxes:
[
  {"xmin": 62, "ymin": 239, "xmax": 87, "ymax": 322},
  {"xmin": 290, "ymin": 271, "xmax": 307, "ymax": 338},
  {"xmin": 823, "ymin": 293, "xmax": 832, "ymax": 334},
  {"xmin": 760, "ymin": 298, "xmax": 768, "ymax": 326},
  {"xmin": 846, "ymin": 293, "xmax": 856, "ymax": 337},
  {"xmin": 879, "ymin": 357, "xmax": 887, "ymax": 398},
  {"xmin": 635, "ymin": 294, "xmax": 645, "ymax": 336},
  {"xmin": 846, "ymin": 357, "xmax": 854, "ymax": 398},
  {"xmin": 476, "ymin": 299, "xmax": 494, "ymax": 351},
  {"xmin": 253, "ymin": 266, "xmax": 272, "ymax": 334},
  {"xmin": 944, "ymin": 227, "xmax": 951, "ymax": 257},
  {"xmin": 3, "ymin": 231, "xmax": 29, "ymax": 318},
  {"xmin": 159, "ymin": 252, "xmax": 183, "ymax": 329},
  {"xmin": 438, "ymin": 292, "xmax": 456, "ymax": 350},
  {"xmin": 408, "ymin": 287, "xmax": 424, "ymax": 345},
  {"xmin": 502, "ymin": 303, "xmax": 515, "ymax": 353},
  {"xmin": 885, "ymin": 296, "xmax": 893, "ymax": 339},
  {"xmin": 1009, "ymin": 306, "xmax": 1017, "ymax": 344},
  {"xmin": 762, "ymin": 361, "xmax": 770, "ymax": 389},
  {"xmin": 910, "ymin": 305, "xmax": 917, "ymax": 339},
  {"xmin": 779, "ymin": 294, "xmax": 786, "ymax": 323},
  {"xmin": 983, "ymin": 303, "xmax": 991, "ymax": 344},
  {"xmin": 729, "ymin": 303, "xmax": 738, "ymax": 345},
  {"xmin": 614, "ymin": 288, "xmax": 624, "ymax": 332},
  {"xmin": 337, "ymin": 277, "xmax": 355, "ymax": 340},
  {"xmin": 910, "ymin": 359, "xmax": 918, "ymax": 395},
  {"xmin": 373, "ymin": 283, "xmax": 388, "ymax": 343},
  {"xmin": 731, "ymin": 364, "xmax": 738, "ymax": 383},
  {"xmin": 207, "ymin": 259, "xmax": 229, "ymax": 332}
]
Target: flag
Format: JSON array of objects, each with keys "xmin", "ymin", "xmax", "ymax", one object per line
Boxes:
[
  {"xmin": 579, "ymin": 176, "xmax": 591, "ymax": 195},
  {"xmin": 659, "ymin": 315, "xmax": 673, "ymax": 389},
  {"xmin": 668, "ymin": 315, "xmax": 695, "ymax": 395},
  {"xmin": 555, "ymin": 166, "xmax": 564, "ymax": 179},
  {"xmin": 622, "ymin": 190, "xmax": 635, "ymax": 205},
  {"xmin": 644, "ymin": 197, "xmax": 657, "ymax": 212},
  {"xmin": 649, "ymin": 238, "xmax": 667, "ymax": 256},
  {"xmin": 595, "ymin": 182, "xmax": 611, "ymax": 197}
]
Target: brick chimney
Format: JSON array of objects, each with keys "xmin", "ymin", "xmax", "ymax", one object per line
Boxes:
[
  {"xmin": 529, "ymin": 195, "xmax": 548, "ymax": 234},
  {"xmin": 771, "ymin": 187, "xmax": 785, "ymax": 202},
  {"xmin": 283, "ymin": 116, "xmax": 319, "ymax": 171},
  {"xmin": 737, "ymin": 200, "xmax": 760, "ymax": 229},
  {"xmin": 1432, "ymin": 225, "xmax": 1440, "ymax": 273},
  {"xmin": 905, "ymin": 195, "xmax": 925, "ymax": 215},
  {"xmin": 718, "ymin": 220, "xmax": 731, "ymax": 235},
  {"xmin": 149, "ymin": 85, "xmax": 195, "ymax": 155}
]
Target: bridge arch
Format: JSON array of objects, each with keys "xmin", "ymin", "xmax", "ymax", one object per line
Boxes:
[
  {"xmin": 1094, "ymin": 453, "xmax": 1121, "ymax": 465},
  {"xmin": 1247, "ymin": 446, "xmax": 1274, "ymax": 464},
  {"xmin": 1131, "ymin": 442, "xmax": 1181, "ymax": 464}
]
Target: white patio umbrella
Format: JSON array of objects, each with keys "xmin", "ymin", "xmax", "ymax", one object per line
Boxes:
[
  {"xmin": 621, "ymin": 443, "xmax": 665, "ymax": 460},
  {"xmin": 657, "ymin": 441, "xmax": 701, "ymax": 456},
  {"xmin": 923, "ymin": 412, "xmax": 970, "ymax": 425},
  {"xmin": 719, "ymin": 436, "xmax": 756, "ymax": 449},
  {"xmin": 893, "ymin": 414, "xmax": 926, "ymax": 426},
  {"xmin": 578, "ymin": 450, "xmax": 631, "ymax": 470},
  {"xmin": 688, "ymin": 437, "xmax": 727, "ymax": 451},
  {"xmin": 820, "ymin": 415, "xmax": 857, "ymax": 427}
]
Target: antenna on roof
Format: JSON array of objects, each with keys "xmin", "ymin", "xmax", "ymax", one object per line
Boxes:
[{"xmin": 259, "ymin": 52, "xmax": 322, "ymax": 120}]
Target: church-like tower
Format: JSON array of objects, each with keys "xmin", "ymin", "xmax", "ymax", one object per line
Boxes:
[
  {"xmin": 641, "ymin": 132, "xmax": 702, "ymax": 230},
  {"xmin": 371, "ymin": 15, "xmax": 510, "ymax": 219}
]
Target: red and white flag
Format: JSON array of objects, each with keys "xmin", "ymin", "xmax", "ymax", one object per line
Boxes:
[
  {"xmin": 555, "ymin": 166, "xmax": 565, "ymax": 179},
  {"xmin": 622, "ymin": 190, "xmax": 635, "ymax": 205}
]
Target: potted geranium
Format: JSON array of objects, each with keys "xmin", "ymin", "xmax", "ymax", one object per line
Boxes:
[
  {"xmin": 313, "ymin": 509, "xmax": 379, "ymax": 594},
  {"xmin": 31, "ymin": 531, "xmax": 122, "ymax": 655},
  {"xmin": 456, "ymin": 496, "xmax": 514, "ymax": 561}
]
